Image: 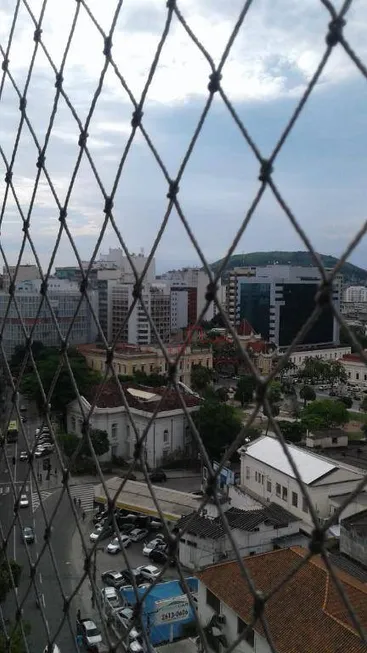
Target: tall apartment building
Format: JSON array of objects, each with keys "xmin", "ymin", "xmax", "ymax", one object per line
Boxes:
[
  {"xmin": 99, "ymin": 248, "xmax": 156, "ymax": 282},
  {"xmin": 0, "ymin": 278, "xmax": 98, "ymax": 358},
  {"xmin": 344, "ymin": 285, "xmax": 367, "ymax": 303},
  {"xmin": 227, "ymin": 265, "xmax": 341, "ymax": 347},
  {"xmin": 3, "ymin": 264, "xmax": 41, "ymax": 291},
  {"xmin": 110, "ymin": 283, "xmax": 171, "ymax": 346},
  {"xmin": 161, "ymin": 268, "xmax": 225, "ymax": 323}
]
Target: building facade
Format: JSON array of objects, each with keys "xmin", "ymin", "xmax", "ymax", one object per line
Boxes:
[
  {"xmin": 305, "ymin": 428, "xmax": 348, "ymax": 449},
  {"xmin": 340, "ymin": 353, "xmax": 367, "ymax": 387},
  {"xmin": 285, "ymin": 344, "xmax": 351, "ymax": 368},
  {"xmin": 0, "ymin": 278, "xmax": 98, "ymax": 358},
  {"xmin": 196, "ymin": 547, "xmax": 367, "ymax": 653},
  {"xmin": 228, "ymin": 265, "xmax": 341, "ymax": 347},
  {"xmin": 2, "ymin": 264, "xmax": 41, "ymax": 291},
  {"xmin": 67, "ymin": 381, "xmax": 201, "ymax": 466},
  {"xmin": 239, "ymin": 435, "xmax": 364, "ymax": 531},
  {"xmin": 77, "ymin": 342, "xmax": 213, "ymax": 386},
  {"xmin": 340, "ymin": 510, "xmax": 367, "ymax": 568},
  {"xmin": 176, "ymin": 504, "xmax": 301, "ymax": 570},
  {"xmin": 344, "ymin": 285, "xmax": 367, "ymax": 303}
]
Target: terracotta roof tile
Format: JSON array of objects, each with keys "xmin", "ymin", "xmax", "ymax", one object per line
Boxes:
[
  {"xmin": 84, "ymin": 379, "xmax": 201, "ymax": 412},
  {"xmin": 196, "ymin": 547, "xmax": 367, "ymax": 653}
]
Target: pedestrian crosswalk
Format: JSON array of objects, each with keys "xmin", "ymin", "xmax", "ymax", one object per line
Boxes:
[
  {"xmin": 32, "ymin": 490, "xmax": 52, "ymax": 512},
  {"xmin": 69, "ymin": 484, "xmax": 95, "ymax": 512}
]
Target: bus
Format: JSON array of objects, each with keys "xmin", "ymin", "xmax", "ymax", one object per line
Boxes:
[{"xmin": 7, "ymin": 420, "xmax": 18, "ymax": 443}]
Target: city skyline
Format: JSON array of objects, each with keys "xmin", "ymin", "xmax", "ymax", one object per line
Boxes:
[{"xmin": 0, "ymin": 1, "xmax": 366, "ymax": 273}]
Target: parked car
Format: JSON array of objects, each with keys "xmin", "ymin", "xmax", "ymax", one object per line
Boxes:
[
  {"xmin": 115, "ymin": 607, "xmax": 141, "ymax": 641},
  {"xmin": 149, "ymin": 469, "xmax": 167, "ymax": 483},
  {"xmin": 142, "ymin": 537, "xmax": 165, "ymax": 556},
  {"xmin": 129, "ymin": 528, "xmax": 149, "ymax": 543},
  {"xmin": 93, "ymin": 509, "xmax": 109, "ymax": 524},
  {"xmin": 100, "ymin": 586, "xmax": 121, "ymax": 610},
  {"xmin": 106, "ymin": 534, "xmax": 131, "ymax": 554},
  {"xmin": 149, "ymin": 519, "xmax": 162, "ymax": 531},
  {"xmin": 19, "ymin": 494, "xmax": 29, "ymax": 508},
  {"xmin": 20, "ymin": 405, "xmax": 27, "ymax": 412},
  {"xmin": 77, "ymin": 619, "xmax": 102, "ymax": 650},
  {"xmin": 90, "ymin": 524, "xmax": 114, "ymax": 542},
  {"xmin": 101, "ymin": 570, "xmax": 125, "ymax": 587},
  {"xmin": 149, "ymin": 548, "xmax": 175, "ymax": 566},
  {"xmin": 19, "ymin": 451, "xmax": 28, "ymax": 462},
  {"xmin": 135, "ymin": 565, "xmax": 160, "ymax": 582},
  {"xmin": 121, "ymin": 569, "xmax": 146, "ymax": 586},
  {"xmin": 22, "ymin": 526, "xmax": 35, "ymax": 544},
  {"xmin": 119, "ymin": 523, "xmax": 134, "ymax": 534}
]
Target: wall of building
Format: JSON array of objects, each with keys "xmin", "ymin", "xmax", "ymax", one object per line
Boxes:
[
  {"xmin": 67, "ymin": 400, "xmax": 198, "ymax": 467},
  {"xmin": 2, "ymin": 264, "xmax": 41, "ymax": 291},
  {"xmin": 341, "ymin": 358, "xmax": 367, "ymax": 386},
  {"xmin": 305, "ymin": 433, "xmax": 349, "ymax": 449},
  {"xmin": 197, "ymin": 580, "xmax": 269, "ymax": 653},
  {"xmin": 340, "ymin": 525, "xmax": 367, "ymax": 567},
  {"xmin": 288, "ymin": 345, "xmax": 351, "ymax": 368},
  {"xmin": 240, "ymin": 453, "xmax": 363, "ymax": 528},
  {"xmin": 329, "ymin": 497, "xmax": 367, "ymax": 521}
]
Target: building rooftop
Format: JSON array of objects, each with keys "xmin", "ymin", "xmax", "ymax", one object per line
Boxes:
[
  {"xmin": 94, "ymin": 477, "xmax": 202, "ymax": 521},
  {"xmin": 196, "ymin": 546, "xmax": 367, "ymax": 653},
  {"xmin": 329, "ymin": 551, "xmax": 367, "ymax": 584},
  {"xmin": 330, "ymin": 491, "xmax": 367, "ymax": 507},
  {"xmin": 242, "ymin": 435, "xmax": 339, "ymax": 484},
  {"xmin": 84, "ymin": 379, "xmax": 201, "ymax": 412},
  {"xmin": 77, "ymin": 342, "xmax": 211, "ymax": 358},
  {"xmin": 341, "ymin": 353, "xmax": 365, "ymax": 363},
  {"xmin": 175, "ymin": 503, "xmax": 299, "ymax": 541},
  {"xmin": 341, "ymin": 509, "xmax": 367, "ymax": 538},
  {"xmin": 324, "ymin": 444, "xmax": 367, "ymax": 472}
]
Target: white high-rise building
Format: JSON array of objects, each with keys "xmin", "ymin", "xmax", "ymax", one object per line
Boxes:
[
  {"xmin": 344, "ymin": 285, "xmax": 367, "ymax": 303},
  {"xmin": 99, "ymin": 248, "xmax": 156, "ymax": 283}
]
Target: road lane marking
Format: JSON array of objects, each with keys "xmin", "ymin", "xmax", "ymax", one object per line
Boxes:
[
  {"xmin": 42, "ymin": 594, "xmax": 45, "ymax": 608},
  {"xmin": 39, "ymin": 573, "xmax": 42, "ymax": 584}
]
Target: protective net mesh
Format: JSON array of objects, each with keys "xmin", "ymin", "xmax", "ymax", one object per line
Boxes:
[{"xmin": 0, "ymin": 1, "xmax": 367, "ymax": 652}]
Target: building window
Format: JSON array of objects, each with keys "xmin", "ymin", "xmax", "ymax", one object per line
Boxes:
[
  {"xmin": 292, "ymin": 491, "xmax": 298, "ymax": 507},
  {"xmin": 276, "ymin": 483, "xmax": 281, "ymax": 497},
  {"xmin": 71, "ymin": 416, "xmax": 76, "ymax": 432},
  {"xmin": 163, "ymin": 429, "xmax": 169, "ymax": 444},
  {"xmin": 302, "ymin": 496, "xmax": 309, "ymax": 513},
  {"xmin": 111, "ymin": 423, "xmax": 118, "ymax": 440},
  {"xmin": 356, "ymin": 372, "xmax": 359, "ymax": 380},
  {"xmin": 237, "ymin": 618, "xmax": 255, "ymax": 646},
  {"xmin": 282, "ymin": 486, "xmax": 288, "ymax": 501},
  {"xmin": 187, "ymin": 540, "xmax": 197, "ymax": 548},
  {"xmin": 255, "ymin": 471, "xmax": 258, "ymax": 482},
  {"xmin": 246, "ymin": 466, "xmax": 250, "ymax": 480},
  {"xmin": 206, "ymin": 588, "xmax": 220, "ymax": 613},
  {"xmin": 267, "ymin": 480, "xmax": 272, "ymax": 493},
  {"xmin": 332, "ymin": 436, "xmax": 338, "ymax": 444},
  {"xmin": 261, "ymin": 475, "xmax": 264, "ymax": 485}
]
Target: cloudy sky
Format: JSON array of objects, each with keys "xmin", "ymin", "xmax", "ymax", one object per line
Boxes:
[{"xmin": 0, "ymin": 0, "xmax": 366, "ymax": 274}]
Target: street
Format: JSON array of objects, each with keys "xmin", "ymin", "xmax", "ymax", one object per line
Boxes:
[{"xmin": 0, "ymin": 398, "xmax": 201, "ymax": 653}]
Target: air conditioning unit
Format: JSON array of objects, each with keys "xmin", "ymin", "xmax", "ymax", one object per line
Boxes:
[{"xmin": 216, "ymin": 614, "xmax": 226, "ymax": 625}]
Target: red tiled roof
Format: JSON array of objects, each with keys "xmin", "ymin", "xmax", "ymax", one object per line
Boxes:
[
  {"xmin": 84, "ymin": 379, "xmax": 201, "ymax": 412},
  {"xmin": 237, "ymin": 319, "xmax": 256, "ymax": 336},
  {"xmin": 341, "ymin": 353, "xmax": 366, "ymax": 363},
  {"xmin": 196, "ymin": 547, "xmax": 367, "ymax": 653}
]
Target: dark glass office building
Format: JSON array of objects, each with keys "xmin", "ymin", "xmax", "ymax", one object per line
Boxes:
[
  {"xmin": 278, "ymin": 283, "xmax": 334, "ymax": 347},
  {"xmin": 238, "ymin": 282, "xmax": 271, "ymax": 340}
]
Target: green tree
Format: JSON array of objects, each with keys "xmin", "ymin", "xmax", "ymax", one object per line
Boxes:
[
  {"xmin": 338, "ymin": 395, "xmax": 353, "ymax": 409},
  {"xmin": 57, "ymin": 432, "xmax": 80, "ymax": 458},
  {"xmin": 192, "ymin": 399, "xmax": 242, "ymax": 460},
  {"xmin": 190, "ymin": 365, "xmax": 213, "ymax": 393},
  {"xmin": 0, "ymin": 623, "xmax": 31, "ymax": 653},
  {"xmin": 301, "ymin": 399, "xmax": 349, "ymax": 431},
  {"xmin": 276, "ymin": 420, "xmax": 306, "ymax": 443},
  {"xmin": 132, "ymin": 370, "xmax": 168, "ymax": 387},
  {"xmin": 20, "ymin": 348, "xmax": 102, "ymax": 423},
  {"xmin": 360, "ymin": 396, "xmax": 367, "ymax": 413},
  {"xmin": 299, "ymin": 357, "xmax": 327, "ymax": 384},
  {"xmin": 9, "ymin": 340, "xmax": 46, "ymax": 375},
  {"xmin": 323, "ymin": 360, "xmax": 347, "ymax": 389},
  {"xmin": 0, "ymin": 555, "xmax": 21, "ymax": 603},
  {"xmin": 299, "ymin": 384, "xmax": 316, "ymax": 407},
  {"xmin": 267, "ymin": 381, "xmax": 282, "ymax": 407},
  {"xmin": 234, "ymin": 375, "xmax": 256, "ymax": 406},
  {"xmin": 84, "ymin": 429, "xmax": 110, "ymax": 458}
]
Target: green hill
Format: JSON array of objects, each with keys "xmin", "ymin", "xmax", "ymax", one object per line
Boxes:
[{"xmin": 210, "ymin": 251, "xmax": 367, "ymax": 283}]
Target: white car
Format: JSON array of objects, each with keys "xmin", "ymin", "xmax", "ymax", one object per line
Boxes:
[
  {"xmin": 142, "ymin": 537, "xmax": 165, "ymax": 556},
  {"xmin": 135, "ymin": 565, "xmax": 160, "ymax": 582},
  {"xmin": 34, "ymin": 446, "xmax": 45, "ymax": 458},
  {"xmin": 101, "ymin": 586, "xmax": 121, "ymax": 609},
  {"xmin": 19, "ymin": 495, "xmax": 29, "ymax": 508},
  {"xmin": 115, "ymin": 607, "xmax": 140, "ymax": 640},
  {"xmin": 106, "ymin": 534, "xmax": 131, "ymax": 554},
  {"xmin": 129, "ymin": 528, "xmax": 149, "ymax": 543},
  {"xmin": 79, "ymin": 620, "xmax": 102, "ymax": 648},
  {"xmin": 90, "ymin": 525, "xmax": 104, "ymax": 541}
]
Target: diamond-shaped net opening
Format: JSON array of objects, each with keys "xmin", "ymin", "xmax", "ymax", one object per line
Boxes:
[{"xmin": 1, "ymin": 1, "xmax": 367, "ymax": 653}]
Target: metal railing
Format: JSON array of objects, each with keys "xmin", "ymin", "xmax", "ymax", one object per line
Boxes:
[{"xmin": 0, "ymin": 1, "xmax": 367, "ymax": 653}]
